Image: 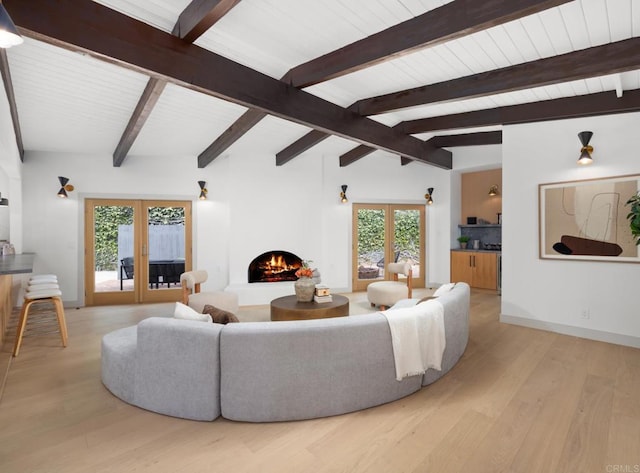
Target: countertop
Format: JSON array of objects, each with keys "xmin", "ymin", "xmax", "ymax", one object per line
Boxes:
[
  {"xmin": 0, "ymin": 253, "xmax": 36, "ymax": 275},
  {"xmin": 451, "ymin": 249, "xmax": 502, "ymax": 254}
]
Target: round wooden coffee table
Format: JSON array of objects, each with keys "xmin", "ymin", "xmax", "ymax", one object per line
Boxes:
[{"xmin": 270, "ymin": 294, "xmax": 350, "ymax": 321}]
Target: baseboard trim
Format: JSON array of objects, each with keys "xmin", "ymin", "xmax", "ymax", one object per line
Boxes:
[{"xmin": 500, "ymin": 314, "xmax": 640, "ymax": 349}]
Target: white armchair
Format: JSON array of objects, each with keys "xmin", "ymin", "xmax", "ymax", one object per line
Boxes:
[{"xmin": 180, "ymin": 270, "xmax": 239, "ymax": 314}]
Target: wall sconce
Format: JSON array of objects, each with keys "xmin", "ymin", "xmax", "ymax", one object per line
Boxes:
[
  {"xmin": 0, "ymin": 4, "xmax": 24, "ymax": 48},
  {"xmin": 57, "ymin": 176, "xmax": 74, "ymax": 198},
  {"xmin": 0, "ymin": 192, "xmax": 8, "ymax": 206},
  {"xmin": 488, "ymin": 185, "xmax": 499, "ymax": 196},
  {"xmin": 577, "ymin": 131, "xmax": 594, "ymax": 165},
  {"xmin": 424, "ymin": 187, "xmax": 434, "ymax": 205},
  {"xmin": 198, "ymin": 180, "xmax": 208, "ymax": 200},
  {"xmin": 340, "ymin": 185, "xmax": 348, "ymax": 203}
]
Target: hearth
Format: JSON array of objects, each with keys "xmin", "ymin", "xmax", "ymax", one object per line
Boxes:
[{"xmin": 248, "ymin": 251, "xmax": 303, "ymax": 283}]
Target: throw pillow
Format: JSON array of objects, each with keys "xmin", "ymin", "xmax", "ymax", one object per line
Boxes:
[
  {"xmin": 202, "ymin": 304, "xmax": 239, "ymax": 324},
  {"xmin": 434, "ymin": 283, "xmax": 456, "ymax": 297},
  {"xmin": 174, "ymin": 302, "xmax": 211, "ymax": 323}
]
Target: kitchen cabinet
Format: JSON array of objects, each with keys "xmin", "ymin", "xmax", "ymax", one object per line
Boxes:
[{"xmin": 450, "ymin": 251, "xmax": 497, "ymax": 290}]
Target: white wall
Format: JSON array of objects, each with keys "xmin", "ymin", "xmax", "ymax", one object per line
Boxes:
[
  {"xmin": 21, "ymin": 144, "xmax": 452, "ymax": 306},
  {"xmin": 501, "ymin": 113, "xmax": 640, "ymax": 347},
  {"xmin": 0, "ymin": 82, "xmax": 23, "ymax": 250}
]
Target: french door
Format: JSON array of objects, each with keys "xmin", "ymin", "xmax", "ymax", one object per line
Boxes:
[
  {"xmin": 84, "ymin": 199, "xmax": 192, "ymax": 306},
  {"xmin": 352, "ymin": 204, "xmax": 425, "ymax": 292}
]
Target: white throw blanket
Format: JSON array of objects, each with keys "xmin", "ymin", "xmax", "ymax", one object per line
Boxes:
[{"xmin": 381, "ymin": 300, "xmax": 446, "ymax": 381}]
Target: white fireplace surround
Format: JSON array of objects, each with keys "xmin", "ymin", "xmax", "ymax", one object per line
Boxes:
[{"xmin": 225, "ymin": 281, "xmax": 297, "ymax": 306}]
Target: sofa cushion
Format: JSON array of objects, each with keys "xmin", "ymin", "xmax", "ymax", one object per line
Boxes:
[
  {"xmin": 173, "ymin": 302, "xmax": 211, "ymax": 323},
  {"xmin": 202, "ymin": 304, "xmax": 239, "ymax": 324}
]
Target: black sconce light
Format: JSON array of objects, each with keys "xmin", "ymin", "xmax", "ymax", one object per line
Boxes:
[
  {"xmin": 0, "ymin": 193, "xmax": 8, "ymax": 206},
  {"xmin": 57, "ymin": 176, "xmax": 74, "ymax": 198},
  {"xmin": 198, "ymin": 181, "xmax": 208, "ymax": 200},
  {"xmin": 0, "ymin": 3, "xmax": 24, "ymax": 49},
  {"xmin": 488, "ymin": 184, "xmax": 499, "ymax": 196},
  {"xmin": 425, "ymin": 187, "xmax": 434, "ymax": 205},
  {"xmin": 577, "ymin": 131, "xmax": 594, "ymax": 165},
  {"xmin": 340, "ymin": 185, "xmax": 348, "ymax": 203}
]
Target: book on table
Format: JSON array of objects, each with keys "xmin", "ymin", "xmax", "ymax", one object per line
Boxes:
[
  {"xmin": 314, "ymin": 294, "xmax": 333, "ymax": 303},
  {"xmin": 315, "ymin": 285, "xmax": 330, "ymax": 296}
]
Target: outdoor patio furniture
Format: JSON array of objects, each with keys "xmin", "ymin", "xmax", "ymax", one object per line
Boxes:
[{"xmin": 120, "ymin": 257, "xmax": 134, "ymax": 290}]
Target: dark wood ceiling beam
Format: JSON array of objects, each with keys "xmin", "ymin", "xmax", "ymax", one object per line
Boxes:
[
  {"xmin": 398, "ymin": 131, "xmax": 502, "ymax": 165},
  {"xmin": 343, "ymin": 88, "xmax": 640, "ymax": 163},
  {"xmin": 283, "ymin": 0, "xmax": 572, "ymax": 88},
  {"xmin": 401, "ymin": 89, "xmax": 640, "ymax": 134},
  {"xmin": 7, "ymin": 0, "xmax": 451, "ymax": 168},
  {"xmin": 172, "ymin": 0, "xmax": 242, "ymax": 43},
  {"xmin": 339, "ymin": 131, "xmax": 502, "ymax": 167},
  {"xmin": 428, "ymin": 131, "xmax": 503, "ymax": 148},
  {"xmin": 276, "ymin": 130, "xmax": 331, "ymax": 166},
  {"xmin": 275, "ymin": 0, "xmax": 568, "ymax": 164},
  {"xmin": 339, "ymin": 145, "xmax": 377, "ymax": 167},
  {"xmin": 338, "ymin": 132, "xmax": 451, "ymax": 167},
  {"xmin": 198, "ymin": 109, "xmax": 266, "ymax": 167},
  {"xmin": 0, "ymin": 49, "xmax": 24, "ymax": 160},
  {"xmin": 115, "ymin": 1, "xmax": 240, "ymax": 166},
  {"xmin": 353, "ymin": 37, "xmax": 640, "ymax": 115},
  {"xmin": 113, "ymin": 78, "xmax": 166, "ymax": 166}
]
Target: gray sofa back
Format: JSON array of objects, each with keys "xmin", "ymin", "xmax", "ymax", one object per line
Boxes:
[
  {"xmin": 101, "ymin": 283, "xmax": 470, "ymax": 423},
  {"xmin": 220, "ymin": 282, "xmax": 470, "ymax": 422},
  {"xmin": 220, "ymin": 313, "xmax": 422, "ymax": 422}
]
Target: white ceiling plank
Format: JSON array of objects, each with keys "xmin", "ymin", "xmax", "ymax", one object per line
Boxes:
[
  {"xmin": 559, "ymin": 1, "xmax": 592, "ymax": 50},
  {"xmin": 7, "ymin": 37, "xmax": 149, "ymax": 154},
  {"xmin": 581, "ymin": 0, "xmax": 612, "ymax": 45},
  {"xmin": 519, "ymin": 12, "xmax": 556, "ymax": 58},
  {"xmin": 537, "ymin": 7, "xmax": 574, "ymax": 55},
  {"xmin": 93, "ymin": 0, "xmax": 192, "ymax": 33},
  {"xmin": 633, "ymin": 0, "xmax": 640, "ymax": 36},
  {"xmin": 129, "ymin": 83, "xmax": 247, "ymax": 156},
  {"xmin": 5, "ymin": 0, "xmax": 640, "ymax": 160},
  {"xmin": 606, "ymin": 0, "xmax": 632, "ymax": 42},
  {"xmin": 500, "ymin": 19, "xmax": 541, "ymax": 63}
]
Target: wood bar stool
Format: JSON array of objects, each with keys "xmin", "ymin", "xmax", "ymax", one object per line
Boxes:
[{"xmin": 13, "ymin": 287, "xmax": 68, "ymax": 357}]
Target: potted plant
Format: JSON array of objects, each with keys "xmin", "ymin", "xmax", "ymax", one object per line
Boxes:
[
  {"xmin": 626, "ymin": 192, "xmax": 640, "ymax": 246},
  {"xmin": 457, "ymin": 235, "xmax": 470, "ymax": 249}
]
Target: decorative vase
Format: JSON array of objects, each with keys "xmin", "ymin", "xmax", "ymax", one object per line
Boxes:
[{"xmin": 294, "ymin": 277, "xmax": 316, "ymax": 302}]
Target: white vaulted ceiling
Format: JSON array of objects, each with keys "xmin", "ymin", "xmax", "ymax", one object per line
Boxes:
[{"xmin": 2, "ymin": 0, "xmax": 640, "ymax": 164}]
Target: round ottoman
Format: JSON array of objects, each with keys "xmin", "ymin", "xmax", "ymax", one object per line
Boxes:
[{"xmin": 367, "ymin": 281, "xmax": 410, "ymax": 309}]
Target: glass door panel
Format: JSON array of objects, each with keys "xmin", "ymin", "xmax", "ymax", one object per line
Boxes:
[
  {"xmin": 393, "ymin": 207, "xmax": 424, "ymax": 283},
  {"xmin": 85, "ymin": 199, "xmax": 138, "ymax": 306},
  {"xmin": 352, "ymin": 203, "xmax": 425, "ymax": 292},
  {"xmin": 353, "ymin": 204, "xmax": 387, "ymax": 292},
  {"xmin": 140, "ymin": 201, "xmax": 192, "ymax": 303}
]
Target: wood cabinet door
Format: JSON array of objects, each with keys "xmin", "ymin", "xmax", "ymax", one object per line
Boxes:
[
  {"xmin": 450, "ymin": 251, "xmax": 473, "ymax": 285},
  {"xmin": 472, "ymin": 252, "xmax": 497, "ymax": 290}
]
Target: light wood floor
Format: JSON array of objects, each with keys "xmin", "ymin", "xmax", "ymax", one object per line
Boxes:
[{"xmin": 0, "ymin": 290, "xmax": 638, "ymax": 473}]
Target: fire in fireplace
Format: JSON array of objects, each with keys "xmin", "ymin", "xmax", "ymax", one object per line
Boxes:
[{"xmin": 248, "ymin": 251, "xmax": 303, "ymax": 283}]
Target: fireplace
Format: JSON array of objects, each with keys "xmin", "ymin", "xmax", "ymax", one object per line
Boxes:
[{"xmin": 248, "ymin": 251, "xmax": 303, "ymax": 283}]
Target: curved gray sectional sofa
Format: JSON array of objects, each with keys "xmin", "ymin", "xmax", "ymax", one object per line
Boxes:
[{"xmin": 101, "ymin": 282, "xmax": 470, "ymax": 422}]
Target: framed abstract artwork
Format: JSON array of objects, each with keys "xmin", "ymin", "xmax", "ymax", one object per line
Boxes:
[{"xmin": 539, "ymin": 174, "xmax": 640, "ymax": 262}]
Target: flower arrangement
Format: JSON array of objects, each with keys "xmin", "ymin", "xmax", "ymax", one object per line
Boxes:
[{"xmin": 295, "ymin": 260, "xmax": 315, "ymax": 279}]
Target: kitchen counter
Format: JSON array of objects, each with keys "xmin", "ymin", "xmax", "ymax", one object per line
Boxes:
[
  {"xmin": 0, "ymin": 253, "xmax": 36, "ymax": 275},
  {"xmin": 0, "ymin": 253, "xmax": 36, "ymax": 347}
]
